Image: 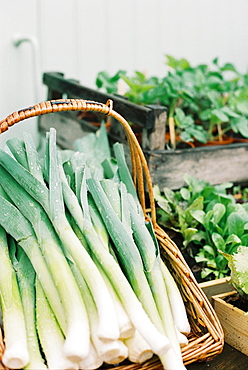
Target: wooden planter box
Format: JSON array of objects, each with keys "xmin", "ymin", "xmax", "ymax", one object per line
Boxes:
[
  {"xmin": 40, "ymin": 72, "xmax": 248, "ymax": 190},
  {"xmin": 200, "ymin": 278, "xmax": 248, "ymax": 356},
  {"xmin": 199, "ymin": 277, "xmax": 233, "ymax": 305},
  {"xmin": 212, "ymin": 291, "xmax": 248, "ymax": 356}
]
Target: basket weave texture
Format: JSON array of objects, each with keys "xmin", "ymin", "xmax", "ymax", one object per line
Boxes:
[{"xmin": 0, "ymin": 99, "xmax": 224, "ymax": 369}]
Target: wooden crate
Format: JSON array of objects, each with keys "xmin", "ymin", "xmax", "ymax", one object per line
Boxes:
[
  {"xmin": 212, "ymin": 291, "xmax": 248, "ymax": 356},
  {"xmin": 40, "ymin": 72, "xmax": 248, "ymax": 189}
]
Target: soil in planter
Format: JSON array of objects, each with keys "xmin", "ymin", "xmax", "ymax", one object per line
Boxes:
[{"xmin": 226, "ymin": 294, "xmax": 248, "ymax": 312}]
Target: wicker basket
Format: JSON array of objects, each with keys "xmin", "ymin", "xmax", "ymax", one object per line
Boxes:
[{"xmin": 0, "ymin": 98, "xmax": 224, "ymax": 369}]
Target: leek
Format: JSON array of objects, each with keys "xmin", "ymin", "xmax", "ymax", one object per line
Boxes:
[
  {"xmin": 13, "ymin": 247, "xmax": 47, "ymax": 370},
  {"xmin": 0, "ymin": 165, "xmax": 90, "ymax": 362},
  {"xmin": 127, "ymin": 193, "xmax": 182, "ymax": 358},
  {"xmin": 70, "ymin": 261, "xmax": 120, "ymax": 364},
  {"xmin": 99, "ymin": 268, "xmax": 135, "ymax": 340},
  {"xmin": 87, "ymin": 178, "xmax": 161, "ymax": 322},
  {"xmin": 161, "ymin": 261, "xmax": 191, "ymax": 335},
  {"xmin": 78, "ymin": 342, "xmax": 103, "ymax": 370},
  {"xmin": 124, "ymin": 330, "xmax": 153, "ymax": 364},
  {"xmin": 35, "ymin": 279, "xmax": 79, "ymax": 370},
  {"xmin": 0, "ymin": 225, "xmax": 29, "ymax": 369},
  {"xmin": 62, "ymin": 153, "xmax": 169, "ymax": 356},
  {"xmin": 0, "ymin": 188, "xmax": 66, "ymax": 331}
]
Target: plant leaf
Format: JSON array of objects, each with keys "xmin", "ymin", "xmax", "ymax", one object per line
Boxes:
[
  {"xmin": 212, "ymin": 203, "xmax": 226, "ymax": 224},
  {"xmin": 212, "ymin": 232, "xmax": 225, "ymax": 250},
  {"xmin": 227, "ymin": 213, "xmax": 245, "ymax": 237},
  {"xmin": 190, "ymin": 209, "xmax": 205, "ymax": 225}
]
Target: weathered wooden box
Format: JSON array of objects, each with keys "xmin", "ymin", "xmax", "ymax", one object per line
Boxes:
[
  {"xmin": 40, "ymin": 72, "xmax": 248, "ymax": 190},
  {"xmin": 146, "ymin": 143, "xmax": 248, "ymax": 190}
]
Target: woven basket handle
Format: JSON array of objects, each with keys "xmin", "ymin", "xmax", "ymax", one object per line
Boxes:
[{"xmin": 0, "ymin": 98, "xmax": 156, "ymax": 223}]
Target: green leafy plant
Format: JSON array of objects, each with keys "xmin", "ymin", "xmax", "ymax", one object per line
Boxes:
[
  {"xmin": 221, "ymin": 246, "xmax": 248, "ymax": 310},
  {"xmin": 153, "ymin": 175, "xmax": 248, "ymax": 281},
  {"xmin": 96, "ymin": 56, "xmax": 248, "ymax": 148},
  {"xmin": 95, "ymin": 70, "xmax": 127, "ymax": 94}
]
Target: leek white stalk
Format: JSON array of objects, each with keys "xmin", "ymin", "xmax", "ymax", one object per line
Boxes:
[
  {"xmin": 70, "ymin": 261, "xmax": 120, "ymax": 363},
  {"xmin": 161, "ymin": 261, "xmax": 191, "ymax": 335},
  {"xmin": 14, "ymin": 248, "xmax": 47, "ymax": 370},
  {"xmin": 99, "ymin": 268, "xmax": 135, "ymax": 340},
  {"xmin": 124, "ymin": 330, "xmax": 153, "ymax": 364},
  {"xmin": 104, "ymin": 340, "xmax": 128, "ymax": 365},
  {"xmin": 35, "ymin": 278, "xmax": 79, "ymax": 370},
  {"xmin": 78, "ymin": 342, "xmax": 103, "ymax": 370},
  {"xmin": 176, "ymin": 330, "xmax": 189, "ymax": 347},
  {"xmin": 0, "ymin": 225, "xmax": 29, "ymax": 369}
]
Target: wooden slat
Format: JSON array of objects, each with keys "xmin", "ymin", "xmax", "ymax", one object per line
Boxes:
[{"xmin": 146, "ymin": 143, "xmax": 248, "ymax": 189}]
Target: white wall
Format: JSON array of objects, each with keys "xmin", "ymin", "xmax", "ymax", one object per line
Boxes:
[{"xmin": 1, "ymin": 0, "xmax": 248, "ymax": 145}]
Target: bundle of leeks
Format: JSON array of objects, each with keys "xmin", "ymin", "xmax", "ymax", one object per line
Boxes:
[{"xmin": 0, "ymin": 123, "xmax": 190, "ymax": 370}]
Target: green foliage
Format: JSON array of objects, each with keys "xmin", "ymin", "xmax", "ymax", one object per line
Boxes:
[
  {"xmin": 154, "ymin": 175, "xmax": 248, "ymax": 280},
  {"xmin": 95, "ymin": 70, "xmax": 126, "ymax": 94},
  {"xmin": 221, "ymin": 246, "xmax": 248, "ymax": 303},
  {"xmin": 96, "ymin": 56, "xmax": 248, "ymax": 146}
]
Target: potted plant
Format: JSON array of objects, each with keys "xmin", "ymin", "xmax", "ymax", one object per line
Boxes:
[
  {"xmin": 94, "ymin": 56, "xmax": 248, "ymax": 189},
  {"xmin": 96, "ymin": 56, "xmax": 248, "ymax": 149}
]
